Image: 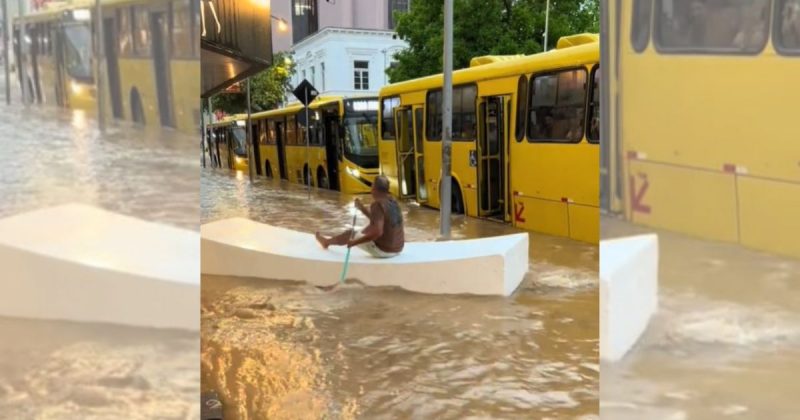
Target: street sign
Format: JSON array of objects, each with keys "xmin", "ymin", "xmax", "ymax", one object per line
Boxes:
[{"xmin": 292, "ymin": 79, "xmax": 318, "ymax": 106}]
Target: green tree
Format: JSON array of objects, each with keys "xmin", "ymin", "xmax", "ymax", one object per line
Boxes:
[
  {"xmin": 209, "ymin": 52, "xmax": 296, "ymax": 115},
  {"xmin": 387, "ymin": 0, "xmax": 599, "ymax": 83}
]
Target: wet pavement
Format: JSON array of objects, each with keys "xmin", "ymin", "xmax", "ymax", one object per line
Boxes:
[
  {"xmin": 201, "ymin": 169, "xmax": 599, "ymax": 419},
  {"xmin": 0, "ymin": 70, "xmax": 200, "ymax": 419},
  {"xmin": 601, "ymin": 215, "xmax": 800, "ymax": 419}
]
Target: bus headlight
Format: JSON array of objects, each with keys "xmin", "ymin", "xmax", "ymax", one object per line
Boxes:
[
  {"xmin": 401, "ymin": 180, "xmax": 408, "ymax": 195},
  {"xmin": 346, "ymin": 167, "xmax": 360, "ymax": 179},
  {"xmin": 71, "ymin": 81, "xmax": 83, "ymax": 95}
]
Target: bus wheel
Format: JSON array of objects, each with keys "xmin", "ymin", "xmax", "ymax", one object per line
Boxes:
[
  {"xmin": 317, "ymin": 167, "xmax": 329, "ymax": 189},
  {"xmin": 450, "ymin": 180, "xmax": 465, "ymax": 215},
  {"xmin": 265, "ymin": 161, "xmax": 273, "ymax": 178},
  {"xmin": 130, "ymin": 88, "xmax": 145, "ymax": 125}
]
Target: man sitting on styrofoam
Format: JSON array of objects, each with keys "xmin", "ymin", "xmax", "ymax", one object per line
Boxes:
[{"xmin": 315, "ymin": 175, "xmax": 405, "ymax": 258}]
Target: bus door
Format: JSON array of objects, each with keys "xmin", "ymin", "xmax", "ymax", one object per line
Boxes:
[
  {"xmin": 323, "ymin": 112, "xmax": 341, "ymax": 191},
  {"xmin": 217, "ymin": 128, "xmax": 231, "ymax": 169},
  {"xmin": 394, "ymin": 107, "xmax": 416, "ymax": 198},
  {"xmin": 53, "ymin": 24, "xmax": 67, "ymax": 107},
  {"xmin": 275, "ymin": 120, "xmax": 288, "ymax": 179},
  {"xmin": 104, "ymin": 16, "xmax": 123, "ymax": 119},
  {"xmin": 412, "ymin": 105, "xmax": 427, "ymax": 202},
  {"xmin": 477, "ymin": 96, "xmax": 509, "ymax": 219},
  {"xmin": 149, "ymin": 9, "xmax": 175, "ymax": 128}
]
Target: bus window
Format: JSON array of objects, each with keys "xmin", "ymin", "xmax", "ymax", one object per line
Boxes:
[
  {"xmin": 587, "ymin": 66, "xmax": 600, "ymax": 144},
  {"xmin": 426, "ymin": 85, "xmax": 477, "ymax": 141},
  {"xmin": 63, "ymin": 23, "xmax": 93, "ymax": 82},
  {"xmin": 343, "ymin": 112, "xmax": 379, "ymax": 168},
  {"xmin": 381, "ymin": 97, "xmax": 400, "ymax": 139},
  {"xmin": 631, "ymin": 0, "xmax": 652, "ymax": 52},
  {"xmin": 286, "ymin": 115, "xmax": 299, "ymax": 145},
  {"xmin": 232, "ymin": 126, "xmax": 247, "ymax": 157},
  {"xmin": 133, "ymin": 6, "xmax": 152, "ymax": 57},
  {"xmin": 527, "ymin": 68, "xmax": 586, "ymax": 143},
  {"xmin": 515, "ymin": 75, "xmax": 527, "ymax": 142},
  {"xmin": 119, "ymin": 9, "xmax": 134, "ymax": 56},
  {"xmin": 267, "ymin": 120, "xmax": 277, "ymax": 145},
  {"xmin": 171, "ymin": 0, "xmax": 194, "ymax": 59},
  {"xmin": 654, "ymin": 0, "xmax": 770, "ymax": 54},
  {"xmin": 776, "ymin": 0, "xmax": 800, "ymax": 53}
]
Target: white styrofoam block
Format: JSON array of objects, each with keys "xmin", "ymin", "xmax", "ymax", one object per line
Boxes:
[
  {"xmin": 600, "ymin": 234, "xmax": 659, "ymax": 362},
  {"xmin": 0, "ymin": 204, "xmax": 199, "ymax": 330},
  {"xmin": 201, "ymin": 218, "xmax": 529, "ymax": 296}
]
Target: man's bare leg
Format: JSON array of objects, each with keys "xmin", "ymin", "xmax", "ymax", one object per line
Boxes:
[{"xmin": 315, "ymin": 229, "xmax": 353, "ymax": 249}]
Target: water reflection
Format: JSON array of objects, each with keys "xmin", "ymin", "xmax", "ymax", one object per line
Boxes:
[{"xmin": 201, "ymin": 169, "xmax": 599, "ymax": 418}]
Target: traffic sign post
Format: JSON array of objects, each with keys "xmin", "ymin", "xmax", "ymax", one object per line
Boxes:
[{"xmin": 292, "ymin": 79, "xmax": 318, "ymax": 199}]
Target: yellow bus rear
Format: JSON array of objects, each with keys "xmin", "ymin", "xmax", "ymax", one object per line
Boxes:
[
  {"xmin": 379, "ymin": 34, "xmax": 600, "ymax": 243},
  {"xmin": 605, "ymin": 0, "xmax": 800, "ymax": 258}
]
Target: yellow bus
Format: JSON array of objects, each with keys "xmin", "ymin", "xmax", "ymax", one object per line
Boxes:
[
  {"xmin": 250, "ymin": 96, "xmax": 380, "ymax": 194},
  {"xmin": 13, "ymin": 0, "xmax": 200, "ymax": 134},
  {"xmin": 604, "ymin": 0, "xmax": 800, "ymax": 258},
  {"xmin": 378, "ymin": 34, "xmax": 600, "ymax": 243},
  {"xmin": 207, "ymin": 115, "xmax": 248, "ymax": 172}
]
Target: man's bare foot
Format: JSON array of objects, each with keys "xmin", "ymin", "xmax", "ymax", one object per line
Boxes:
[{"xmin": 315, "ymin": 232, "xmax": 330, "ymax": 249}]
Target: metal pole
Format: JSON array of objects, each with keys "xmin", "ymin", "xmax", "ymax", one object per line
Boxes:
[
  {"xmin": 200, "ymin": 98, "xmax": 206, "ymax": 168},
  {"xmin": 95, "ymin": 0, "xmax": 105, "ymax": 131},
  {"xmin": 18, "ymin": 0, "xmax": 27, "ymax": 105},
  {"xmin": 544, "ymin": 0, "xmax": 550, "ymax": 52},
  {"xmin": 440, "ymin": 0, "xmax": 453, "ymax": 239},
  {"xmin": 304, "ymin": 89, "xmax": 310, "ymax": 199},
  {"xmin": 2, "ymin": 0, "xmax": 10, "ymax": 104},
  {"xmin": 208, "ymin": 96, "xmax": 214, "ymax": 166},
  {"xmin": 247, "ymin": 77, "xmax": 254, "ymax": 183}
]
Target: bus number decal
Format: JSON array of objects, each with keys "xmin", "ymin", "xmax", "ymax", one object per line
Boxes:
[
  {"xmin": 629, "ymin": 172, "xmax": 651, "ymax": 215},
  {"xmin": 514, "ymin": 202, "xmax": 526, "ymax": 223}
]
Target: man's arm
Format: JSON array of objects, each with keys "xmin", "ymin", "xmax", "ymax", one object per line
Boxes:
[
  {"xmin": 348, "ymin": 203, "xmax": 385, "ymax": 247},
  {"xmin": 355, "ymin": 198, "xmax": 371, "ymax": 219}
]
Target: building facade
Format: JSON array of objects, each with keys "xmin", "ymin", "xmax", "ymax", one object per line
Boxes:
[
  {"xmin": 289, "ymin": 27, "xmax": 406, "ymax": 97},
  {"xmin": 268, "ymin": 0, "xmax": 410, "ymax": 98}
]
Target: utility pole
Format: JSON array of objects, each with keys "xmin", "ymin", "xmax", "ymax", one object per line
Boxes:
[
  {"xmin": 440, "ymin": 0, "xmax": 453, "ymax": 239},
  {"xmin": 201, "ymin": 98, "xmax": 206, "ymax": 168},
  {"xmin": 2, "ymin": 0, "xmax": 10, "ymax": 104},
  {"xmin": 544, "ymin": 0, "xmax": 550, "ymax": 52},
  {"xmin": 18, "ymin": 0, "xmax": 27, "ymax": 105},
  {"xmin": 246, "ymin": 77, "xmax": 254, "ymax": 183},
  {"xmin": 95, "ymin": 0, "xmax": 105, "ymax": 131},
  {"xmin": 304, "ymin": 89, "xmax": 310, "ymax": 199}
]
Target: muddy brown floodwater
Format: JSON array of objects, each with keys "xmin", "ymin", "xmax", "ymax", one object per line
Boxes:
[
  {"xmin": 0, "ymin": 96, "xmax": 199, "ymax": 418},
  {"xmin": 601, "ymin": 216, "xmax": 800, "ymax": 420},
  {"xmin": 201, "ymin": 169, "xmax": 599, "ymax": 419}
]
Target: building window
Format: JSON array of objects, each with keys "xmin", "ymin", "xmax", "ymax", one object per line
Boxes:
[
  {"xmin": 354, "ymin": 61, "xmax": 369, "ymax": 90},
  {"xmin": 311, "ymin": 66, "xmax": 316, "ymax": 88},
  {"xmin": 389, "ymin": 0, "xmax": 411, "ymax": 29},
  {"xmin": 302, "ymin": 69, "xmax": 306, "ymax": 82},
  {"xmin": 292, "ymin": 0, "xmax": 318, "ymax": 43}
]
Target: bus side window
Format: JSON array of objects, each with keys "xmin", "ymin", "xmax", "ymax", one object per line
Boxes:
[
  {"xmin": 776, "ymin": 0, "xmax": 800, "ymax": 53},
  {"xmin": 527, "ymin": 69, "xmax": 587, "ymax": 143},
  {"xmin": 587, "ymin": 66, "xmax": 600, "ymax": 144},
  {"xmin": 515, "ymin": 75, "xmax": 527, "ymax": 142},
  {"xmin": 631, "ymin": 0, "xmax": 652, "ymax": 52}
]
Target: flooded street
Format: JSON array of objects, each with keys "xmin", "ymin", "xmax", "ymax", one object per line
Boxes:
[
  {"xmin": 201, "ymin": 169, "xmax": 599, "ymax": 419},
  {"xmin": 601, "ymin": 216, "xmax": 800, "ymax": 419},
  {"xmin": 0, "ymin": 79, "xmax": 200, "ymax": 418}
]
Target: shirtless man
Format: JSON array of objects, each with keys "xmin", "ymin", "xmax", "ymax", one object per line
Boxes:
[{"xmin": 315, "ymin": 175, "xmax": 405, "ymax": 258}]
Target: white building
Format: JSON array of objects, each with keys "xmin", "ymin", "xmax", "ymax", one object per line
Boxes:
[{"xmin": 289, "ymin": 27, "xmax": 407, "ymax": 97}]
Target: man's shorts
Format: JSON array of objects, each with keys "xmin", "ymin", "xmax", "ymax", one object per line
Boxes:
[{"xmin": 357, "ymin": 241, "xmax": 399, "ymax": 258}]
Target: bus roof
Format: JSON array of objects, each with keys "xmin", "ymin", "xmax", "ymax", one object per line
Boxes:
[{"xmin": 379, "ymin": 33, "xmax": 599, "ymax": 97}]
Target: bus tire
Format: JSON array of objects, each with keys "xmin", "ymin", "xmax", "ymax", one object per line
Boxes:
[
  {"xmin": 265, "ymin": 161, "xmax": 273, "ymax": 178},
  {"xmin": 451, "ymin": 181, "xmax": 465, "ymax": 215},
  {"xmin": 130, "ymin": 88, "xmax": 145, "ymax": 125},
  {"xmin": 317, "ymin": 167, "xmax": 329, "ymax": 189}
]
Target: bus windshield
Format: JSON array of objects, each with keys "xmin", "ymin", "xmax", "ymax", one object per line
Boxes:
[
  {"xmin": 231, "ymin": 126, "xmax": 247, "ymax": 157},
  {"xmin": 342, "ymin": 113, "xmax": 379, "ymax": 168},
  {"xmin": 63, "ymin": 23, "xmax": 93, "ymax": 82}
]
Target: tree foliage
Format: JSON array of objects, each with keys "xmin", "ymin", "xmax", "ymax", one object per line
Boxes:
[
  {"xmin": 387, "ymin": 0, "xmax": 599, "ymax": 83},
  {"xmin": 209, "ymin": 52, "xmax": 296, "ymax": 115}
]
